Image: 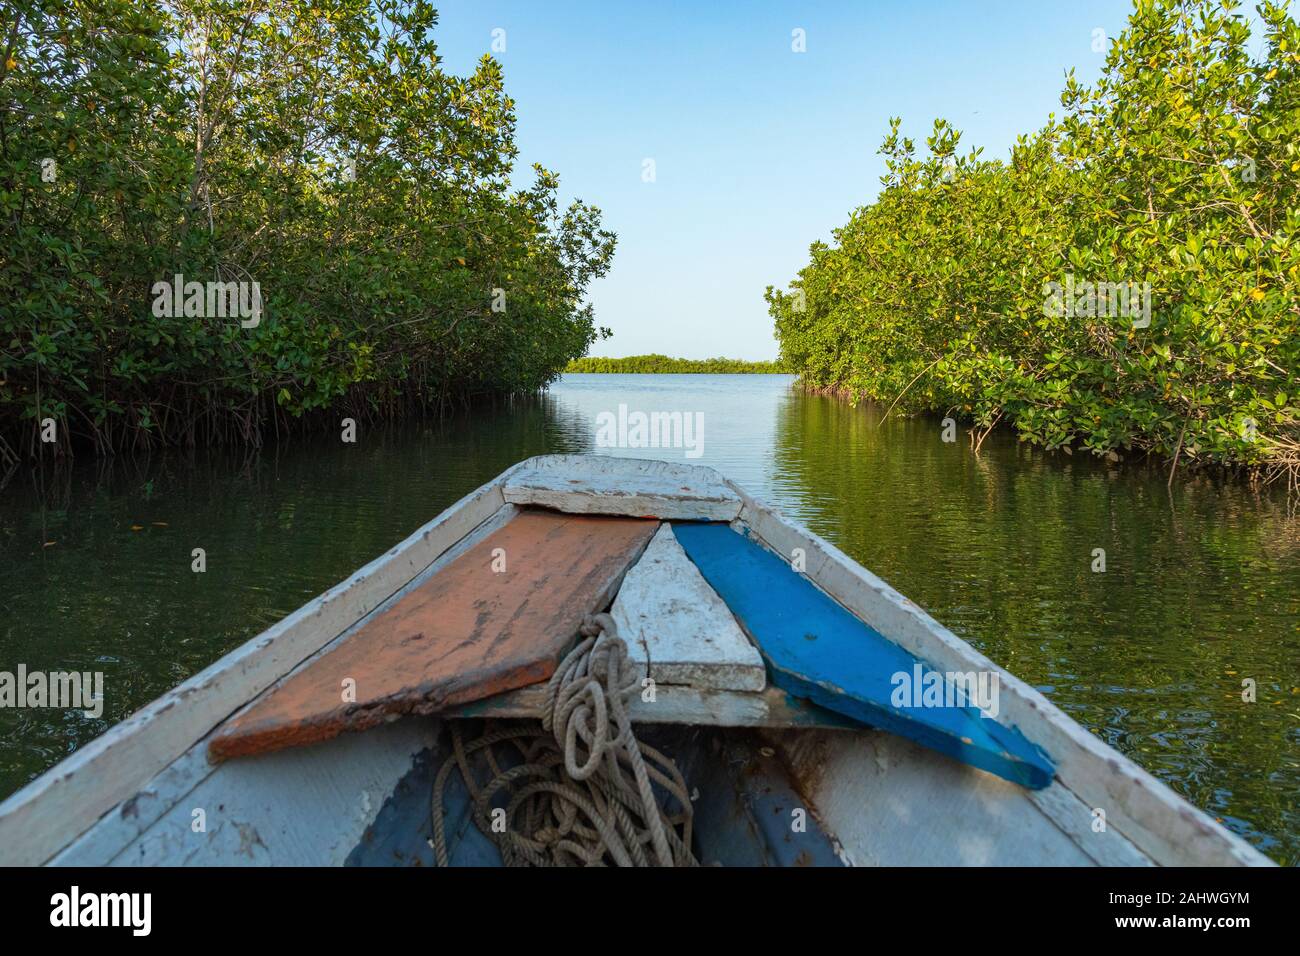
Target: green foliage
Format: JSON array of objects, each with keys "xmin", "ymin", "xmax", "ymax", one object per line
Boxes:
[
  {"xmin": 0, "ymin": 0, "xmax": 615, "ymax": 458},
  {"xmin": 565, "ymin": 353, "xmax": 787, "ymax": 374},
  {"xmin": 767, "ymin": 0, "xmax": 1299, "ymax": 474}
]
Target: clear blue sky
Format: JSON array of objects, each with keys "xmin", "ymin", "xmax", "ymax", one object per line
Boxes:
[{"xmin": 432, "ymin": 0, "xmax": 1139, "ymax": 360}]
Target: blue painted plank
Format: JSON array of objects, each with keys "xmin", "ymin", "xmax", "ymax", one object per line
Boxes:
[{"xmin": 671, "ymin": 522, "xmax": 1054, "ymax": 790}]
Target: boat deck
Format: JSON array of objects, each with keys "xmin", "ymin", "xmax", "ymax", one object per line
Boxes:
[{"xmin": 209, "ymin": 507, "xmax": 1049, "ymax": 791}]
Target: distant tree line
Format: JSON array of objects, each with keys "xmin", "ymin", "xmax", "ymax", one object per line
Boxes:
[
  {"xmin": 565, "ymin": 354, "xmax": 788, "ymax": 374},
  {"xmin": 1, "ymin": 0, "xmax": 615, "ymax": 461},
  {"xmin": 767, "ymin": 0, "xmax": 1298, "ymax": 482}
]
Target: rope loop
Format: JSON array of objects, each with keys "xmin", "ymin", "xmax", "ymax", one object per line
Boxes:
[{"xmin": 431, "ymin": 613, "xmax": 696, "ymax": 866}]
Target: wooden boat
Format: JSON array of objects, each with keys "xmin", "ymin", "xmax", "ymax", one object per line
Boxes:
[{"xmin": 0, "ymin": 455, "xmax": 1271, "ymax": 866}]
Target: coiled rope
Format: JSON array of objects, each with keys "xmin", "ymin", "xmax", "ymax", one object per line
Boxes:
[{"xmin": 430, "ymin": 613, "xmax": 697, "ymax": 866}]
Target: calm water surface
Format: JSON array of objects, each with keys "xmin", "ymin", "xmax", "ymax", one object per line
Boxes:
[{"xmin": 1, "ymin": 374, "xmax": 1296, "ymax": 862}]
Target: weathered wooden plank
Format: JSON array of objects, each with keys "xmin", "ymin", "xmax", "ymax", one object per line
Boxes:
[
  {"xmin": 208, "ymin": 512, "xmax": 658, "ymax": 760},
  {"xmin": 727, "ymin": 486, "xmax": 1272, "ymax": 866},
  {"xmin": 49, "ymin": 504, "xmax": 521, "ymax": 867},
  {"xmin": 446, "ymin": 683, "xmax": 855, "ymax": 729},
  {"xmin": 503, "ymin": 454, "xmax": 741, "ymax": 520},
  {"xmin": 0, "ymin": 468, "xmax": 521, "ymax": 867},
  {"xmin": 672, "ymin": 521, "xmax": 1055, "ymax": 790},
  {"xmin": 610, "ymin": 523, "xmax": 765, "ymax": 692}
]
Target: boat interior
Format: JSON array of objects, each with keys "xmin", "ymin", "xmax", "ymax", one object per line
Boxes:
[{"xmin": 347, "ymin": 721, "xmax": 846, "ymax": 867}]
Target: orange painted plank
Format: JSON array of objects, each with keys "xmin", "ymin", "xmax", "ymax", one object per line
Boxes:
[{"xmin": 208, "ymin": 512, "xmax": 657, "ymax": 760}]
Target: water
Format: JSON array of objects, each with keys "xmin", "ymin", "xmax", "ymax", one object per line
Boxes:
[{"xmin": 1, "ymin": 373, "xmax": 1296, "ymax": 862}]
